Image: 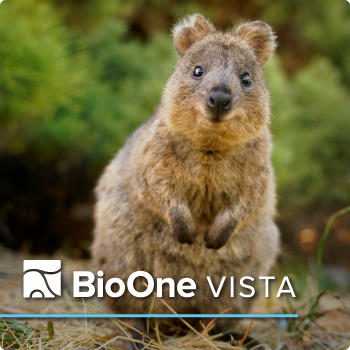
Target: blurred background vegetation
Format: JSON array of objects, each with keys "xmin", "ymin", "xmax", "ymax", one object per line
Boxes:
[{"xmin": 0, "ymin": 0, "xmax": 349, "ymax": 274}]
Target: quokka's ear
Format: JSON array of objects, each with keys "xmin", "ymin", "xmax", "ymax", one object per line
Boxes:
[
  {"xmin": 172, "ymin": 14, "xmax": 215, "ymax": 56},
  {"xmin": 234, "ymin": 21, "xmax": 277, "ymax": 66}
]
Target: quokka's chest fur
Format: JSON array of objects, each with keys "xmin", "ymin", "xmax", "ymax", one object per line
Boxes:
[
  {"xmin": 182, "ymin": 163, "xmax": 235, "ymax": 225},
  {"xmin": 140, "ymin": 123, "xmax": 270, "ymax": 227}
]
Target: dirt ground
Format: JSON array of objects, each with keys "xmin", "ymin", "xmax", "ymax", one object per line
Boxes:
[{"xmin": 0, "ymin": 248, "xmax": 350, "ymax": 350}]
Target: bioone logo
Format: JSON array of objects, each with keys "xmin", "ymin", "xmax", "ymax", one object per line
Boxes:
[
  {"xmin": 23, "ymin": 260, "xmax": 61, "ymax": 298},
  {"xmin": 22, "ymin": 259, "xmax": 296, "ymax": 299}
]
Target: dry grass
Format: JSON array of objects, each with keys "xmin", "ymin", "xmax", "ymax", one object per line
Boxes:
[{"xmin": 1, "ymin": 249, "xmax": 350, "ymax": 350}]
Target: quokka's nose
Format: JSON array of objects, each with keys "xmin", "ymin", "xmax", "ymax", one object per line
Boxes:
[{"xmin": 207, "ymin": 89, "xmax": 232, "ymax": 119}]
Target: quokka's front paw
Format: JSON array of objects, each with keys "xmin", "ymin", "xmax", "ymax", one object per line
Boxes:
[
  {"xmin": 205, "ymin": 216, "xmax": 236, "ymax": 250},
  {"xmin": 170, "ymin": 206, "xmax": 198, "ymax": 244}
]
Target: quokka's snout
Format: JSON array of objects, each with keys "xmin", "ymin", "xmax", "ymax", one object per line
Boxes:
[{"xmin": 207, "ymin": 85, "xmax": 232, "ymax": 121}]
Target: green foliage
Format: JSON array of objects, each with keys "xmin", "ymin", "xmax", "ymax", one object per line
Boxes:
[
  {"xmin": 282, "ymin": 290, "xmax": 330, "ymax": 332},
  {"xmin": 80, "ymin": 19, "xmax": 176, "ymax": 159},
  {"xmin": 0, "ymin": 0, "xmax": 94, "ymax": 155},
  {"xmin": 0, "ymin": 0, "xmax": 175, "ymax": 161},
  {"xmin": 0, "ymin": 319, "xmax": 35, "ymax": 348},
  {"xmin": 260, "ymin": 0, "xmax": 350, "ymax": 84},
  {"xmin": 278, "ymin": 210, "xmax": 345, "ymax": 334},
  {"xmin": 265, "ymin": 57, "xmax": 350, "ymax": 209},
  {"xmin": 0, "ymin": 319, "xmax": 55, "ymax": 348},
  {"xmin": 0, "ymin": 0, "xmax": 349, "ymax": 214},
  {"xmin": 317, "ymin": 206, "xmax": 350, "ymax": 289}
]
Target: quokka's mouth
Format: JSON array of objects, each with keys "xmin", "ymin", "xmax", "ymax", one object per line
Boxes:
[{"xmin": 208, "ymin": 116, "xmax": 224, "ymax": 124}]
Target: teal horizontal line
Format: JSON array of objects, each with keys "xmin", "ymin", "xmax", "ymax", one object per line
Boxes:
[{"xmin": 0, "ymin": 314, "xmax": 298, "ymax": 318}]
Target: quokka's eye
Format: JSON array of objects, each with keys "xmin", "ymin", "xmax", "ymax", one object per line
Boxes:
[
  {"xmin": 193, "ymin": 66, "xmax": 204, "ymax": 78},
  {"xmin": 241, "ymin": 73, "xmax": 251, "ymax": 85}
]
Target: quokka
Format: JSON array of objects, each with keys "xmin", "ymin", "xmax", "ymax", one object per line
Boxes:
[{"xmin": 93, "ymin": 13, "xmax": 280, "ymax": 345}]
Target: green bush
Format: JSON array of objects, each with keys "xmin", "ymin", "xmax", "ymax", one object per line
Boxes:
[
  {"xmin": 260, "ymin": 0, "xmax": 350, "ymax": 85},
  {"xmin": 0, "ymin": 0, "xmax": 349, "ymax": 215},
  {"xmin": 265, "ymin": 56, "xmax": 350, "ymax": 210},
  {"xmin": 0, "ymin": 0, "xmax": 95, "ymax": 155},
  {"xmin": 0, "ymin": 0, "xmax": 175, "ymax": 161}
]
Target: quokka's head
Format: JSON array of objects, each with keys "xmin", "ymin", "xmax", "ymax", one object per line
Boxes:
[{"xmin": 163, "ymin": 14, "xmax": 277, "ymax": 150}]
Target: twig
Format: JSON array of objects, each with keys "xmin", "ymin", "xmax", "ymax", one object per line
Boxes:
[
  {"xmin": 0, "ymin": 306, "xmax": 33, "ymax": 314},
  {"xmin": 113, "ymin": 319, "xmax": 152, "ymax": 342},
  {"xmin": 237, "ymin": 321, "xmax": 253, "ymax": 347},
  {"xmin": 185, "ymin": 308, "xmax": 231, "ymax": 345},
  {"xmin": 250, "ymin": 345, "xmax": 273, "ymax": 350},
  {"xmin": 317, "ymin": 206, "xmax": 350, "ymax": 290},
  {"xmin": 298, "ymin": 327, "xmax": 331, "ymax": 350},
  {"xmin": 82, "ymin": 297, "xmax": 88, "ymax": 335},
  {"xmin": 125, "ymin": 326, "xmax": 139, "ymax": 350},
  {"xmin": 147, "ymin": 293, "xmax": 157, "ymax": 336},
  {"xmin": 92, "ymin": 331, "xmax": 118, "ymax": 340},
  {"xmin": 155, "ymin": 319, "xmax": 163, "ymax": 350},
  {"xmin": 142, "ymin": 281, "xmax": 220, "ymax": 350},
  {"xmin": 157, "ymin": 297, "xmax": 220, "ymax": 350},
  {"xmin": 244, "ymin": 332, "xmax": 275, "ymax": 346},
  {"xmin": 0, "ymin": 318, "xmax": 22, "ymax": 348},
  {"xmin": 94, "ymin": 335, "xmax": 122, "ymax": 350}
]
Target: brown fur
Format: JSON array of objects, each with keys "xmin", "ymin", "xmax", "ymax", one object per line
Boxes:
[{"xmin": 92, "ymin": 14, "xmax": 280, "ymax": 332}]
